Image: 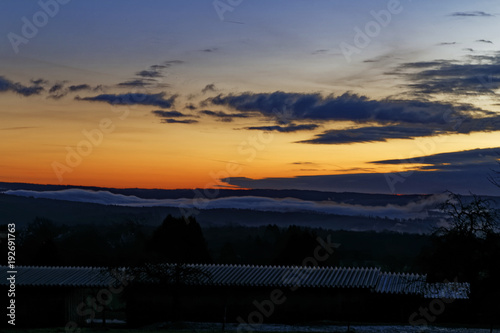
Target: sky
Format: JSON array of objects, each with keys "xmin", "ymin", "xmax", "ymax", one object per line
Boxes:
[{"xmin": 1, "ymin": 0, "xmax": 500, "ymax": 195}]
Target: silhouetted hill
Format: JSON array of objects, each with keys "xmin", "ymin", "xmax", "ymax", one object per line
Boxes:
[
  {"xmin": 0, "ymin": 181, "xmax": 430, "ymax": 205},
  {"xmin": 0, "ymin": 193, "xmax": 434, "ymax": 233}
]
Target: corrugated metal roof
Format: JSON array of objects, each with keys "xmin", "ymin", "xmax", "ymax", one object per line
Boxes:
[
  {"xmin": 185, "ymin": 264, "xmax": 381, "ymax": 289},
  {"xmin": 374, "ymin": 272, "xmax": 427, "ymax": 295},
  {"xmin": 0, "ymin": 264, "xmax": 469, "ymax": 299},
  {"xmin": 0, "ymin": 266, "xmax": 121, "ymax": 287}
]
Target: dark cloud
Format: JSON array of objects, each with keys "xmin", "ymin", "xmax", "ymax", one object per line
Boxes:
[
  {"xmin": 164, "ymin": 60, "xmax": 184, "ymax": 66},
  {"xmin": 206, "ymin": 91, "xmax": 489, "ymax": 124},
  {"xmin": 0, "ymin": 76, "xmax": 44, "ymax": 96},
  {"xmin": 363, "ymin": 55, "xmax": 391, "ymax": 63},
  {"xmin": 391, "ymin": 52, "xmax": 500, "ymax": 95},
  {"xmin": 299, "ymin": 125, "xmax": 436, "ymax": 144},
  {"xmin": 162, "ymin": 119, "xmax": 198, "ymax": 124},
  {"xmin": 136, "ymin": 70, "xmax": 163, "ymax": 78},
  {"xmin": 202, "ymin": 48, "xmax": 218, "ymax": 52},
  {"xmin": 371, "ymin": 147, "xmax": 500, "ymax": 170},
  {"xmin": 246, "ymin": 124, "xmax": 319, "ymax": 132},
  {"xmin": 450, "ymin": 11, "xmax": 494, "ymax": 17},
  {"xmin": 221, "ymin": 148, "xmax": 500, "ymax": 194},
  {"xmin": 149, "ymin": 64, "xmax": 167, "ymax": 70},
  {"xmin": 48, "ymin": 82, "xmax": 99, "ymax": 99},
  {"xmin": 185, "ymin": 103, "xmax": 197, "ymax": 110},
  {"xmin": 68, "ymin": 84, "xmax": 91, "ymax": 92},
  {"xmin": 220, "ymin": 166, "xmax": 498, "ymax": 194},
  {"xmin": 476, "ymin": 39, "xmax": 493, "ymax": 44},
  {"xmin": 152, "ymin": 110, "xmax": 187, "ymax": 118},
  {"xmin": 205, "ymin": 90, "xmax": 500, "ymax": 144},
  {"xmin": 49, "ymin": 83, "xmax": 64, "ymax": 93},
  {"xmin": 312, "ymin": 49, "xmax": 329, "ymax": 55},
  {"xmin": 392, "ymin": 60, "xmax": 452, "ymax": 69},
  {"xmin": 77, "ymin": 92, "xmax": 177, "ymax": 108},
  {"xmin": 202, "ymin": 83, "xmax": 217, "ymax": 94},
  {"xmin": 438, "ymin": 42, "xmax": 457, "ymax": 46},
  {"xmin": 463, "ymin": 48, "xmax": 474, "ymax": 52},
  {"xmin": 303, "ymin": 114, "xmax": 500, "ymax": 144},
  {"xmin": 117, "ymin": 79, "xmax": 162, "ymax": 88},
  {"xmin": 117, "ymin": 60, "xmax": 182, "ymax": 88},
  {"xmin": 200, "ymin": 110, "xmax": 248, "ymax": 122},
  {"xmin": 31, "ymin": 78, "xmax": 47, "ymax": 85}
]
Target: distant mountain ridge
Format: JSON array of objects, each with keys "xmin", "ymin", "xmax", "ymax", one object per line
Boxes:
[
  {"xmin": 1, "ymin": 181, "xmax": 498, "ymax": 234},
  {"xmin": 0, "ymin": 181, "xmax": 432, "ymax": 206}
]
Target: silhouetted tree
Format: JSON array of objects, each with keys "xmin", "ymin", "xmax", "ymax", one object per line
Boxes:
[
  {"xmin": 148, "ymin": 215, "xmax": 211, "ymax": 264},
  {"xmin": 218, "ymin": 242, "xmax": 239, "ymax": 264},
  {"xmin": 18, "ymin": 217, "xmax": 64, "ymax": 265},
  {"xmin": 273, "ymin": 226, "xmax": 319, "ymax": 266},
  {"xmin": 418, "ymin": 192, "xmax": 500, "ymax": 326},
  {"xmin": 127, "ymin": 215, "xmax": 211, "ymax": 322}
]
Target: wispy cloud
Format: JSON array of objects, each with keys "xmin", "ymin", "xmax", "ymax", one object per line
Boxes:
[
  {"xmin": 117, "ymin": 60, "xmax": 183, "ymax": 88},
  {"xmin": 0, "ymin": 127, "xmax": 38, "ymax": 131},
  {"xmin": 291, "ymin": 162, "xmax": 315, "ymax": 165},
  {"xmin": 201, "ymin": 47, "xmax": 218, "ymax": 53},
  {"xmin": 49, "ymin": 83, "xmax": 64, "ymax": 93},
  {"xmin": 151, "ymin": 110, "xmax": 198, "ymax": 124},
  {"xmin": 202, "ymin": 83, "xmax": 217, "ymax": 94},
  {"xmin": 0, "ymin": 76, "xmax": 44, "ymax": 96},
  {"xmin": 152, "ymin": 110, "xmax": 188, "ymax": 118},
  {"xmin": 299, "ymin": 125, "xmax": 435, "ymax": 144},
  {"xmin": 246, "ymin": 124, "xmax": 319, "ymax": 133},
  {"xmin": 77, "ymin": 92, "xmax": 177, "ymax": 108},
  {"xmin": 162, "ymin": 118, "xmax": 198, "ymax": 124},
  {"xmin": 47, "ymin": 82, "xmax": 99, "ymax": 99},
  {"xmin": 450, "ymin": 11, "xmax": 494, "ymax": 17},
  {"xmin": 117, "ymin": 79, "xmax": 161, "ymax": 88},
  {"xmin": 476, "ymin": 39, "xmax": 493, "ymax": 44},
  {"xmin": 312, "ymin": 49, "xmax": 329, "ymax": 55},
  {"xmin": 391, "ymin": 51, "xmax": 500, "ymax": 96},
  {"xmin": 68, "ymin": 84, "xmax": 91, "ymax": 92},
  {"xmin": 200, "ymin": 110, "xmax": 248, "ymax": 122},
  {"xmin": 371, "ymin": 147, "xmax": 500, "ymax": 171},
  {"xmin": 31, "ymin": 79, "xmax": 47, "ymax": 85}
]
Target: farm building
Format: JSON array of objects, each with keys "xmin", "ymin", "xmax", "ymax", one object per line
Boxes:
[{"xmin": 0, "ymin": 264, "xmax": 470, "ymax": 328}]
